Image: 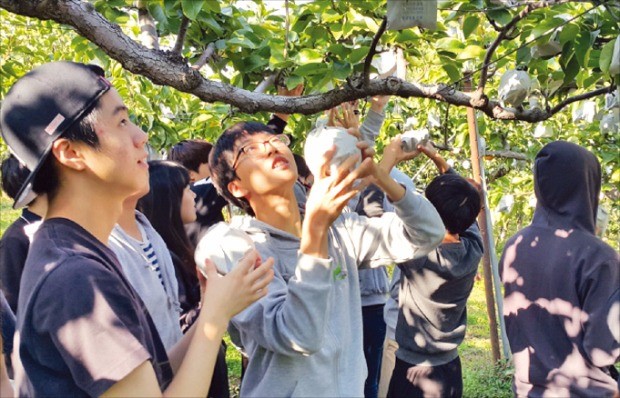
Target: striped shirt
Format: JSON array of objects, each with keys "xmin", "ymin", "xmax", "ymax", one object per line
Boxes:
[{"xmin": 137, "ymin": 228, "xmax": 166, "ymax": 292}]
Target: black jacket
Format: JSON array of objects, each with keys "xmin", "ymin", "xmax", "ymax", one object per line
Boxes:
[{"xmin": 501, "ymin": 141, "xmax": 619, "ymax": 397}]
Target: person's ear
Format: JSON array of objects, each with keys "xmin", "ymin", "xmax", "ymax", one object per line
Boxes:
[
  {"xmin": 228, "ymin": 180, "xmax": 249, "ymax": 199},
  {"xmin": 50, "ymin": 138, "xmax": 87, "ymax": 171},
  {"xmin": 188, "ymin": 169, "xmax": 199, "ymax": 183}
]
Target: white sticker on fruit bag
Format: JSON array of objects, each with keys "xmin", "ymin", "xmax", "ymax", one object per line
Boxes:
[{"xmin": 387, "ymin": 0, "xmax": 437, "ymax": 31}]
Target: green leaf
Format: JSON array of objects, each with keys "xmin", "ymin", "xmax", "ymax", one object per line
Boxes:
[
  {"xmin": 442, "ymin": 63, "xmax": 461, "ymax": 82},
  {"xmin": 436, "ymin": 38, "xmax": 465, "ymax": 52},
  {"xmin": 559, "ymin": 23, "xmax": 579, "ymax": 45},
  {"xmin": 364, "ymin": 16, "xmax": 380, "ymax": 31},
  {"xmin": 574, "ymin": 30, "xmax": 597, "ymax": 68},
  {"xmin": 298, "ymin": 49, "xmax": 323, "ymax": 64},
  {"xmin": 486, "ymin": 9, "xmax": 512, "ymax": 26},
  {"xmin": 327, "ymin": 43, "xmax": 346, "ymax": 58},
  {"xmin": 396, "ymin": 30, "xmax": 419, "ymax": 43},
  {"xmin": 531, "ymin": 17, "xmax": 566, "ymax": 39},
  {"xmin": 292, "ymin": 13, "xmax": 313, "ymax": 33},
  {"xmin": 203, "ymin": 0, "xmax": 220, "ymax": 13},
  {"xmin": 561, "ymin": 52, "xmax": 580, "ymax": 83},
  {"xmin": 147, "ymin": 3, "xmax": 168, "ymax": 28},
  {"xmin": 134, "ymin": 93, "xmax": 153, "ymax": 112},
  {"xmin": 182, "ymin": 0, "xmax": 204, "ymax": 21},
  {"xmin": 2, "ymin": 63, "xmax": 18, "ymax": 78},
  {"xmin": 227, "ymin": 36, "xmax": 256, "ymax": 49},
  {"xmin": 242, "ymin": 54, "xmax": 267, "ymax": 72},
  {"xmin": 201, "ymin": 15, "xmax": 223, "ymax": 36},
  {"xmin": 322, "ymin": 9, "xmax": 342, "ymax": 23},
  {"xmin": 516, "ymin": 45, "xmax": 531, "ymax": 66},
  {"xmin": 292, "ymin": 63, "xmax": 329, "ymax": 77},
  {"xmin": 463, "ymin": 15, "xmax": 480, "ymax": 39},
  {"xmin": 457, "ymin": 45, "xmax": 485, "ymax": 60},
  {"xmin": 349, "ymin": 47, "xmax": 369, "ymax": 64},
  {"xmin": 102, "ymin": 7, "xmax": 129, "ymax": 24},
  {"xmin": 285, "ymin": 75, "xmax": 305, "ymax": 90},
  {"xmin": 220, "ymin": 6, "xmax": 233, "ymax": 17},
  {"xmin": 332, "ymin": 61, "xmax": 352, "ymax": 79},
  {"xmin": 599, "ymin": 39, "xmax": 616, "ymax": 74}
]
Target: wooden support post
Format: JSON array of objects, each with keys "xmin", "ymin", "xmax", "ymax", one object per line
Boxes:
[{"xmin": 463, "ymin": 74, "xmax": 501, "ymax": 363}]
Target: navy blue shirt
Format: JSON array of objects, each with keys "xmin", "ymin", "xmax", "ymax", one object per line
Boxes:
[
  {"xmin": 0, "ymin": 208, "xmax": 41, "ymax": 313},
  {"xmin": 15, "ymin": 218, "xmax": 172, "ymax": 396}
]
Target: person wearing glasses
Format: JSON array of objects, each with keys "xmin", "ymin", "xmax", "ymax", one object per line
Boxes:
[{"xmin": 208, "ymin": 122, "xmax": 445, "ymax": 397}]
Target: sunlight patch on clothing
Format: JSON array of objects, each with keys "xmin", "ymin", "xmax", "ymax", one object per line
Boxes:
[{"xmin": 554, "ymin": 229, "xmax": 574, "ymax": 238}]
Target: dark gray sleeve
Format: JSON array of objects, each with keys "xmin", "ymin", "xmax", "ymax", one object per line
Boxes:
[
  {"xmin": 579, "ymin": 253, "xmax": 620, "ymax": 368},
  {"xmin": 0, "ymin": 232, "xmax": 29, "ymax": 313},
  {"xmin": 1, "ymin": 290, "xmax": 15, "ymax": 378}
]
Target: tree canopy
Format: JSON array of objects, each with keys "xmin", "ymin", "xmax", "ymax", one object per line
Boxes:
[{"xmin": 0, "ymin": 0, "xmax": 618, "ymax": 248}]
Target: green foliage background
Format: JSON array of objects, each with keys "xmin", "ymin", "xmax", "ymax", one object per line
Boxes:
[
  {"xmin": 0, "ymin": 2, "xmax": 618, "ymax": 395},
  {"xmin": 0, "ymin": 0, "xmax": 618, "ymax": 254}
]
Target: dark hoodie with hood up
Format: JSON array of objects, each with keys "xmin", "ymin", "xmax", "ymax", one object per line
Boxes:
[{"xmin": 501, "ymin": 141, "xmax": 619, "ymax": 397}]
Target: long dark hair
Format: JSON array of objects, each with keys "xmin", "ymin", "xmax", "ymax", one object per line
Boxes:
[{"xmin": 138, "ymin": 160, "xmax": 198, "ymax": 292}]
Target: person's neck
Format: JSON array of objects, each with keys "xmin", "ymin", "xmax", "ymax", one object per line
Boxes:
[
  {"xmin": 117, "ymin": 197, "xmax": 141, "ymax": 240},
  {"xmin": 252, "ymin": 191, "xmax": 302, "ymax": 237},
  {"xmin": 26, "ymin": 194, "xmax": 48, "ymax": 218},
  {"xmin": 45, "ymin": 183, "xmax": 125, "ymax": 245},
  {"xmin": 442, "ymin": 232, "xmax": 460, "ymax": 243}
]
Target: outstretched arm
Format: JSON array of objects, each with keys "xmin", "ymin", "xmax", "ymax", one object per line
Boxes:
[
  {"xmin": 416, "ymin": 141, "xmax": 451, "ymax": 174},
  {"xmin": 272, "ymin": 84, "xmax": 304, "ymax": 124},
  {"xmin": 340, "ymin": 137, "xmax": 444, "ymax": 267},
  {"xmin": 102, "ymin": 252, "xmax": 274, "ymax": 398}
]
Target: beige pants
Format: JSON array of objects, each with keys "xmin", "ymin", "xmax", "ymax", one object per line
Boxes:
[{"xmin": 378, "ymin": 337, "xmax": 399, "ymax": 398}]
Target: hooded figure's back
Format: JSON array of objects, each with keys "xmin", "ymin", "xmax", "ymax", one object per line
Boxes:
[{"xmin": 501, "ymin": 141, "xmax": 619, "ymax": 397}]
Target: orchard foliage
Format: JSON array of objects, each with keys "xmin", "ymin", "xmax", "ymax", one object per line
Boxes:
[{"xmin": 0, "ymin": 0, "xmax": 618, "ymax": 249}]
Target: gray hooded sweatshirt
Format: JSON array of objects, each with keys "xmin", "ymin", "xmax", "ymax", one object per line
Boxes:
[{"xmin": 229, "ymin": 187, "xmax": 444, "ymax": 397}]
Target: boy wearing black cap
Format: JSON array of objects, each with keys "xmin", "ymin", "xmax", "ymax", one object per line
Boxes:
[{"xmin": 1, "ymin": 61, "xmax": 274, "ymax": 396}]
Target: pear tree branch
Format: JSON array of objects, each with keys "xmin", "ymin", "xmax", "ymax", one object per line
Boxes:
[
  {"xmin": 0, "ymin": 0, "xmax": 610, "ymax": 123},
  {"xmin": 191, "ymin": 42, "xmax": 216, "ymax": 70},
  {"xmin": 172, "ymin": 15, "xmax": 189, "ymax": 55}
]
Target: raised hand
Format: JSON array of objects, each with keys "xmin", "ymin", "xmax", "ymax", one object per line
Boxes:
[
  {"xmin": 275, "ymin": 83, "xmax": 305, "ymax": 121},
  {"xmin": 416, "ymin": 140, "xmax": 438, "ymax": 159},
  {"xmin": 415, "ymin": 141, "xmax": 451, "ymax": 174},
  {"xmin": 327, "ymin": 102, "xmax": 361, "ymax": 138},
  {"xmin": 201, "ymin": 250, "xmax": 274, "ymax": 319},
  {"xmin": 277, "ymin": 83, "xmax": 304, "ymax": 97},
  {"xmin": 379, "ymin": 134, "xmax": 421, "ymax": 173},
  {"xmin": 369, "ymin": 95, "xmax": 390, "ymax": 113},
  {"xmin": 307, "ymin": 148, "xmax": 373, "ymax": 222},
  {"xmin": 300, "ymin": 147, "xmax": 373, "ymax": 258}
]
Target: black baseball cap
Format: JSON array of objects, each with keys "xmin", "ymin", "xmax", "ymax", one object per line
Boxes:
[{"xmin": 0, "ymin": 61, "xmax": 111, "ymax": 208}]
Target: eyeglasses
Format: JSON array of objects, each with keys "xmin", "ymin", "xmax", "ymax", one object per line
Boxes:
[{"xmin": 232, "ymin": 134, "xmax": 291, "ymax": 170}]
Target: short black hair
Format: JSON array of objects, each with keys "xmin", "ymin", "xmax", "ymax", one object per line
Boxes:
[
  {"xmin": 425, "ymin": 173, "xmax": 481, "ymax": 235},
  {"xmin": 167, "ymin": 139, "xmax": 213, "ymax": 172},
  {"xmin": 209, "ymin": 121, "xmax": 276, "ymax": 216},
  {"xmin": 1, "ymin": 154, "xmax": 31, "ymax": 200}
]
